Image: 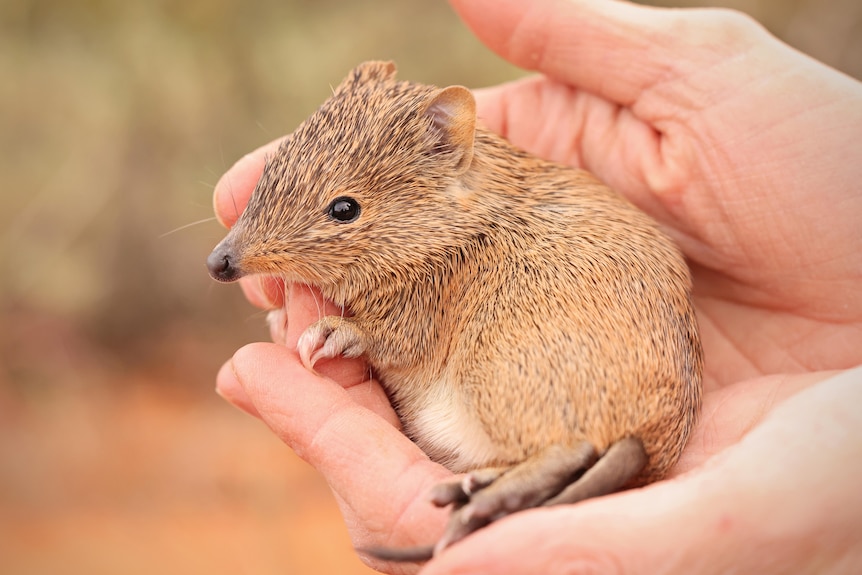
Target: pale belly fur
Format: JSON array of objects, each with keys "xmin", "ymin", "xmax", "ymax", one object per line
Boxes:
[{"xmin": 407, "ymin": 373, "xmax": 503, "ymax": 473}]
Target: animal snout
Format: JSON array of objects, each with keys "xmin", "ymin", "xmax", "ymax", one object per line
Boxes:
[{"xmin": 207, "ymin": 245, "xmax": 243, "ymax": 283}]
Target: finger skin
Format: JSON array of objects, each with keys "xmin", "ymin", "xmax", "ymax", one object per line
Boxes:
[
  {"xmin": 239, "ymin": 275, "xmax": 285, "ymax": 310},
  {"xmin": 449, "ymin": 0, "xmax": 767, "ymax": 107},
  {"xmin": 215, "ymin": 359, "xmax": 260, "ymax": 418}
]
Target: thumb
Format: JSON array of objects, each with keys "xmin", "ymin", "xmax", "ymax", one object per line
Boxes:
[{"xmin": 449, "ymin": 0, "xmax": 767, "ymax": 108}]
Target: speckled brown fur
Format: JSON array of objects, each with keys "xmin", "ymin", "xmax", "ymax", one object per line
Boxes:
[{"xmin": 208, "ymin": 61, "xmax": 703, "ymax": 556}]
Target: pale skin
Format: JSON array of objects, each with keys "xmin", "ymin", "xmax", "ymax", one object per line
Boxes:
[{"xmin": 211, "ymin": 0, "xmax": 862, "ymax": 573}]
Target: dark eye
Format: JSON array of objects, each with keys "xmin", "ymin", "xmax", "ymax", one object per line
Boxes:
[{"xmin": 328, "ymin": 196, "xmax": 361, "ymax": 223}]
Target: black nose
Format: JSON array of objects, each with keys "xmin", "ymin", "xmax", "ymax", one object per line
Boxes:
[{"xmin": 207, "ymin": 245, "xmax": 243, "ymax": 282}]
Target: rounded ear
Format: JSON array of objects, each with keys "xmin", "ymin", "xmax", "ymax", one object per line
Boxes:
[
  {"xmin": 424, "ymin": 85, "xmax": 476, "ymax": 175},
  {"xmin": 338, "ymin": 61, "xmax": 398, "ymax": 91}
]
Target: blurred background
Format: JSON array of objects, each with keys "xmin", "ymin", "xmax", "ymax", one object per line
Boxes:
[{"xmin": 0, "ymin": 0, "xmax": 859, "ymax": 573}]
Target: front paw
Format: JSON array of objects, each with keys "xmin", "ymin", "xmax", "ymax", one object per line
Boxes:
[{"xmin": 296, "ymin": 317, "xmax": 367, "ymax": 372}]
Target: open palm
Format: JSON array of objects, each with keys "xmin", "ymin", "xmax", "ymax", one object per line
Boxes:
[{"xmin": 213, "ymin": 1, "xmax": 862, "ymax": 573}]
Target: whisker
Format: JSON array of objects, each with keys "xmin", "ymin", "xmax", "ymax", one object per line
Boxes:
[
  {"xmin": 245, "ymin": 307, "xmax": 271, "ymax": 323},
  {"xmin": 159, "ymin": 216, "xmax": 218, "ymax": 238},
  {"xmin": 230, "ymin": 186, "xmax": 239, "ymax": 221},
  {"xmin": 307, "ymin": 282, "xmax": 323, "ymax": 322},
  {"xmin": 205, "ymin": 165, "xmax": 223, "ymax": 180},
  {"xmin": 217, "ymin": 143, "xmax": 241, "ymax": 222},
  {"xmin": 281, "ymin": 275, "xmax": 290, "ymax": 314}
]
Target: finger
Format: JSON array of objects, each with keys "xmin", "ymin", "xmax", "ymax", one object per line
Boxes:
[
  {"xmin": 471, "ymin": 75, "xmax": 679, "ymax": 232},
  {"xmin": 472, "ymin": 77, "xmax": 632, "ymax": 173},
  {"xmin": 450, "ymin": 0, "xmax": 765, "ymax": 108},
  {"xmin": 215, "ymin": 359, "xmax": 261, "ymax": 418},
  {"xmin": 283, "ymin": 283, "xmax": 346, "ymax": 348},
  {"xmin": 230, "ymin": 342, "xmax": 451, "ymax": 548},
  {"xmin": 239, "ymin": 275, "xmax": 286, "ymax": 310},
  {"xmin": 281, "ymin": 283, "xmax": 371, "ymax": 387},
  {"xmin": 213, "ymin": 137, "xmax": 285, "ymax": 228}
]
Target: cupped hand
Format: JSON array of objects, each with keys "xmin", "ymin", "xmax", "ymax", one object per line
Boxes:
[
  {"xmin": 417, "ymin": 366, "xmax": 862, "ymax": 575},
  {"xmin": 448, "ymin": 0, "xmax": 862, "ymax": 390},
  {"xmin": 218, "ymin": 350, "xmax": 861, "ymax": 574},
  {"xmin": 210, "ymin": 0, "xmax": 862, "ymax": 573}
]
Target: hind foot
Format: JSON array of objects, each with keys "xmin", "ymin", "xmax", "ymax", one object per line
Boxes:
[
  {"xmin": 433, "ymin": 441, "xmax": 598, "ymax": 553},
  {"xmin": 362, "ymin": 437, "xmax": 647, "ymax": 563}
]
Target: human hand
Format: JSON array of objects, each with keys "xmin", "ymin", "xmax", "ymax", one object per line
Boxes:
[
  {"xmin": 448, "ymin": 0, "xmax": 862, "ymax": 391},
  {"xmin": 212, "ymin": 0, "xmax": 862, "ymax": 572},
  {"xmin": 218, "ymin": 345, "xmax": 862, "ymax": 574}
]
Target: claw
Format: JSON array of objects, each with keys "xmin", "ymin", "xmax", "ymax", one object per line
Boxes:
[
  {"xmin": 296, "ymin": 318, "xmax": 367, "ymax": 373},
  {"xmin": 429, "ymin": 481, "xmax": 469, "ymax": 507},
  {"xmin": 359, "ymin": 544, "xmax": 435, "ymax": 563},
  {"xmin": 297, "ymin": 324, "xmax": 329, "ymax": 372},
  {"xmin": 433, "ymin": 506, "xmax": 490, "ymax": 555}
]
